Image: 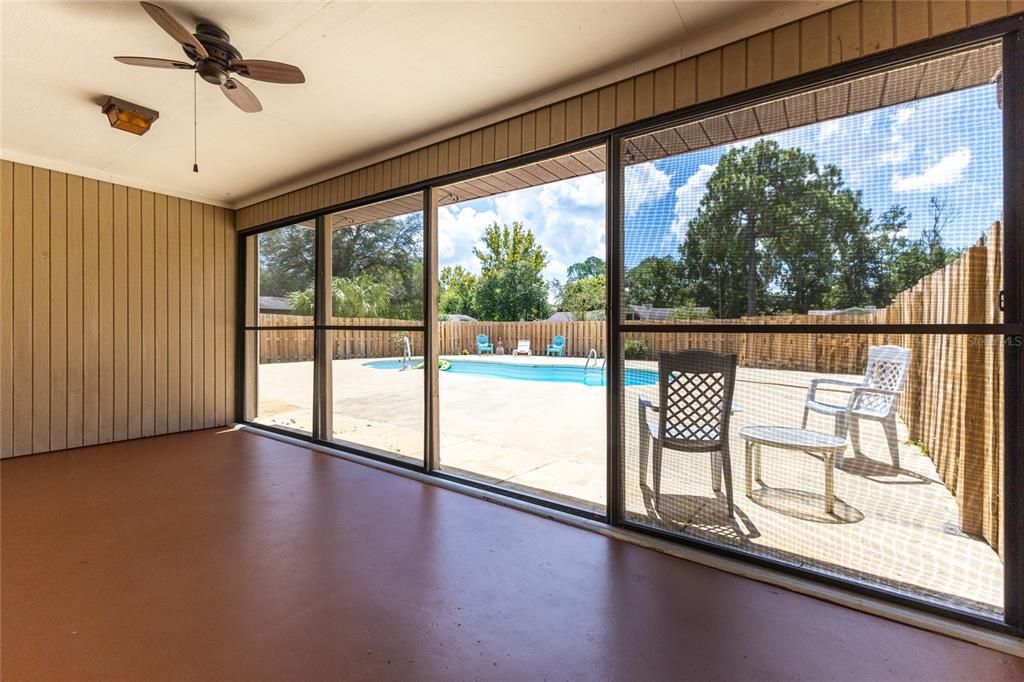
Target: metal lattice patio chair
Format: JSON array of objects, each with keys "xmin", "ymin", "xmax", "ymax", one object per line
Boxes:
[
  {"xmin": 802, "ymin": 344, "xmax": 911, "ymax": 469},
  {"xmin": 638, "ymin": 350, "xmax": 738, "ymax": 517}
]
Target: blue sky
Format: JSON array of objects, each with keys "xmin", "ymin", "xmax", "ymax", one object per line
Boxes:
[{"xmin": 439, "ymin": 83, "xmax": 1003, "ymax": 279}]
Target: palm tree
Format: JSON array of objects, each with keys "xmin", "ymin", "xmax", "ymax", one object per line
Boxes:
[{"xmin": 287, "ymin": 276, "xmax": 392, "ymax": 318}]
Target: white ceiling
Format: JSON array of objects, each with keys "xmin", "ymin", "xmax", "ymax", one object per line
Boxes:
[{"xmin": 0, "ymin": 1, "xmax": 839, "ymax": 207}]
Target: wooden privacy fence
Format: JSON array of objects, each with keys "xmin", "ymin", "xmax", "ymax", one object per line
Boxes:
[
  {"xmin": 623, "ymin": 223, "xmax": 1005, "ymax": 553},
  {"xmin": 257, "ymin": 317, "xmax": 424, "ymax": 362},
  {"xmin": 867, "ymin": 222, "xmax": 1004, "ymax": 556},
  {"xmin": 256, "ymin": 222, "xmax": 1004, "ymax": 553},
  {"xmin": 438, "ymin": 320, "xmax": 606, "ymax": 357}
]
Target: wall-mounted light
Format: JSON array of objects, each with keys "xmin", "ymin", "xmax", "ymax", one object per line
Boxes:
[{"xmin": 101, "ymin": 96, "xmax": 159, "ymax": 135}]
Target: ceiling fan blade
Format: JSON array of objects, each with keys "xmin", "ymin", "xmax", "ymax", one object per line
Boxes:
[
  {"xmin": 114, "ymin": 56, "xmax": 194, "ymax": 70},
  {"xmin": 140, "ymin": 2, "xmax": 209, "ymax": 59},
  {"xmin": 230, "ymin": 59, "xmax": 305, "ymax": 84},
  {"xmin": 221, "ymin": 79, "xmax": 262, "ymax": 113}
]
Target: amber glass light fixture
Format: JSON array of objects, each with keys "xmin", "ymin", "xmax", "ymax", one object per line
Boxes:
[{"xmin": 101, "ymin": 96, "xmax": 159, "ymax": 135}]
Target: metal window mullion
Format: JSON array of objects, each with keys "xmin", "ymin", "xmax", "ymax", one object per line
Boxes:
[
  {"xmin": 1001, "ymin": 28, "xmax": 1024, "ymax": 633},
  {"xmin": 424, "ymin": 188, "xmax": 440, "ymax": 472},
  {"xmin": 313, "ymin": 215, "xmax": 333, "ymax": 441},
  {"xmin": 606, "ymin": 133, "xmax": 623, "ymax": 527}
]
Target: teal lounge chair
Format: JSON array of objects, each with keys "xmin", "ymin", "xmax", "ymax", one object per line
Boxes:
[
  {"xmin": 546, "ymin": 335, "xmax": 565, "ymax": 357},
  {"xmin": 477, "ymin": 334, "xmax": 494, "ymax": 354}
]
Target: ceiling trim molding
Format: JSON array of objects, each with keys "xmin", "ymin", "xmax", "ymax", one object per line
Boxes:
[{"xmin": 0, "ymin": 148, "xmax": 233, "ymax": 208}]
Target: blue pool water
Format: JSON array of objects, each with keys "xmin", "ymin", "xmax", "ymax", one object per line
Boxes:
[{"xmin": 364, "ymin": 358, "xmax": 658, "ymax": 387}]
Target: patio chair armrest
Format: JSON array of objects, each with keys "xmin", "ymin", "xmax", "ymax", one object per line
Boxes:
[
  {"xmin": 638, "ymin": 397, "xmax": 659, "ymax": 415},
  {"xmin": 807, "ymin": 378, "xmax": 862, "ymax": 401},
  {"xmin": 850, "ymin": 386, "xmax": 902, "ymax": 398}
]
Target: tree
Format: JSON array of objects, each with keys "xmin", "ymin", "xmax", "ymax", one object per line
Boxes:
[
  {"xmin": 566, "ymin": 256, "xmax": 605, "ymax": 282},
  {"xmin": 288, "ymin": 275, "xmax": 391, "ymax": 318},
  {"xmin": 473, "ymin": 221, "xmax": 547, "ymax": 276},
  {"xmin": 624, "ymin": 256, "xmax": 689, "ymax": 308},
  {"xmin": 827, "ymin": 204, "xmax": 906, "ymax": 310},
  {"xmin": 257, "ymin": 215, "xmax": 423, "ymax": 319},
  {"xmin": 889, "ymin": 198, "xmax": 960, "ymax": 293},
  {"xmin": 558, "ymin": 275, "xmax": 605, "ymax": 321},
  {"xmin": 681, "ymin": 140, "xmax": 874, "ymax": 317},
  {"xmin": 475, "ymin": 261, "xmax": 551, "ymax": 321},
  {"xmin": 330, "ymin": 213, "xmax": 423, "ymax": 319},
  {"xmin": 438, "ymin": 265, "xmax": 479, "ymax": 317},
  {"xmin": 258, "ymin": 225, "xmax": 315, "ymax": 297},
  {"xmin": 466, "ymin": 221, "xmax": 551, "ymax": 321}
]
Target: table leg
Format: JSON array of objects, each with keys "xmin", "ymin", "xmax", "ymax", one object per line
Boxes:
[
  {"xmin": 754, "ymin": 443, "xmax": 763, "ymax": 484},
  {"xmin": 744, "ymin": 441, "xmax": 753, "ymax": 497},
  {"xmin": 824, "ymin": 450, "xmax": 835, "ymax": 515}
]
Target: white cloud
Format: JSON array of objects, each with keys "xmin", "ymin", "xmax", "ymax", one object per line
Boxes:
[
  {"xmin": 878, "ymin": 105, "xmax": 915, "ymax": 166},
  {"xmin": 438, "ymin": 175, "xmax": 606, "ymax": 300},
  {"xmin": 892, "ymin": 148, "xmax": 971, "ymax": 192},
  {"xmin": 669, "ymin": 163, "xmax": 716, "ymax": 243},
  {"xmin": 817, "ymin": 118, "xmax": 842, "ymax": 142},
  {"xmin": 437, "ymin": 204, "xmax": 497, "ymax": 274},
  {"xmin": 540, "ymin": 172, "xmax": 604, "ymax": 209},
  {"xmin": 624, "ymin": 162, "xmax": 671, "ymax": 215}
]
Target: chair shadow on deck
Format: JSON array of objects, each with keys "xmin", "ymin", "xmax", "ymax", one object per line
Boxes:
[
  {"xmin": 639, "ymin": 483, "xmax": 760, "ymax": 545},
  {"xmin": 748, "ymin": 486, "xmax": 864, "ymax": 524},
  {"xmin": 839, "ymin": 451, "xmax": 935, "ymax": 485}
]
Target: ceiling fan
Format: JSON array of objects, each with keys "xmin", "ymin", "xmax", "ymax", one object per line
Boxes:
[{"xmin": 114, "ymin": 1, "xmax": 305, "ymax": 113}]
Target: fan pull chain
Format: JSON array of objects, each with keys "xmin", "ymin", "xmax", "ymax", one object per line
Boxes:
[{"xmin": 193, "ymin": 72, "xmax": 199, "ymax": 173}]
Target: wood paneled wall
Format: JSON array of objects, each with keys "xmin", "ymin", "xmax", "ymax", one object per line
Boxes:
[
  {"xmin": 236, "ymin": 0, "xmax": 1022, "ymax": 231},
  {"xmin": 0, "ymin": 161, "xmax": 236, "ymax": 458}
]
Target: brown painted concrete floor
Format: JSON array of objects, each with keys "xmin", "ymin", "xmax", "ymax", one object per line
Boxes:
[{"xmin": 2, "ymin": 428, "xmax": 1021, "ymax": 681}]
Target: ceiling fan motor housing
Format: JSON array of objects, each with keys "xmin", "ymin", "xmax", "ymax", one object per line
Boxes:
[{"xmin": 185, "ymin": 23, "xmax": 241, "ymax": 84}]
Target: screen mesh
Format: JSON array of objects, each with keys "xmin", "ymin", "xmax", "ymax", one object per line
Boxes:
[
  {"xmin": 619, "ymin": 331, "xmax": 1005, "ymax": 613},
  {"xmin": 621, "ymin": 43, "xmax": 1003, "ymax": 326},
  {"xmin": 617, "ymin": 42, "xmax": 1006, "ymax": 615}
]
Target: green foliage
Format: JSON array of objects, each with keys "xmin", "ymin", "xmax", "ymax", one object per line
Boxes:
[
  {"xmin": 681, "ymin": 140, "xmax": 871, "ymax": 317},
  {"xmin": 438, "ymin": 265, "xmax": 479, "ymax": 317},
  {"xmin": 623, "ymin": 339, "xmax": 651, "ymax": 360},
  {"xmin": 671, "ymin": 306, "xmax": 713, "ymax": 320},
  {"xmin": 475, "ymin": 261, "xmax": 552, "ymax": 321},
  {"xmin": 474, "ymin": 221, "xmax": 548, "ymax": 276},
  {"xmin": 889, "ymin": 198, "xmax": 961, "ymax": 293},
  {"xmin": 288, "ymin": 275, "xmax": 391, "ymax": 318},
  {"xmin": 258, "ymin": 225, "xmax": 315, "ymax": 298},
  {"xmin": 557, "ymin": 275, "xmax": 605, "ymax": 321},
  {"xmin": 259, "ymin": 215, "xmax": 423, "ymax": 319},
  {"xmin": 331, "ymin": 214, "xmax": 423, "ymax": 319},
  {"xmin": 566, "ymin": 256, "xmax": 605, "ymax": 282},
  {"xmin": 678, "ymin": 140, "xmax": 958, "ymax": 317},
  {"xmin": 442, "ymin": 221, "xmax": 552, "ymax": 321},
  {"xmin": 624, "ymin": 256, "xmax": 690, "ymax": 309}
]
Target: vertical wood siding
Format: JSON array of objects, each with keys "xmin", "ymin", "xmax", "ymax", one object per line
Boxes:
[{"xmin": 0, "ymin": 162, "xmax": 236, "ymax": 458}]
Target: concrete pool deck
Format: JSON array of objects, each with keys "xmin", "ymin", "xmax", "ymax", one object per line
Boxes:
[{"xmin": 255, "ymin": 354, "xmax": 1004, "ymax": 614}]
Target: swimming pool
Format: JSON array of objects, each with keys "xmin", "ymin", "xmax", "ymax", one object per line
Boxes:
[{"xmin": 363, "ymin": 358, "xmax": 658, "ymax": 387}]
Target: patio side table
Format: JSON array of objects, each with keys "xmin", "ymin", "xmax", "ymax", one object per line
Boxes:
[{"xmin": 739, "ymin": 426, "xmax": 848, "ymax": 514}]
